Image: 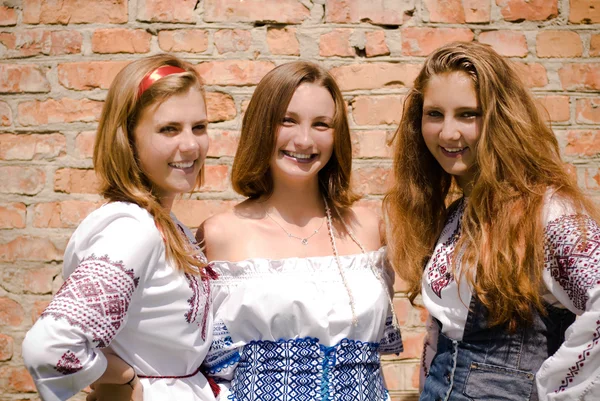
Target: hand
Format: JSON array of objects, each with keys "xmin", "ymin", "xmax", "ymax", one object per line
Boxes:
[{"xmin": 86, "ymin": 378, "xmax": 143, "ymax": 401}]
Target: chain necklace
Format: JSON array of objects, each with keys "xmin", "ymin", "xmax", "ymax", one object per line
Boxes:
[{"xmin": 265, "ymin": 208, "xmax": 325, "ymax": 246}]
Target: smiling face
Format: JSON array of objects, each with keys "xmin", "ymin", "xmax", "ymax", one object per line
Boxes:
[
  {"xmin": 270, "ymin": 82, "xmax": 335, "ymax": 186},
  {"xmin": 134, "ymin": 86, "xmax": 209, "ymax": 208},
  {"xmin": 421, "ymin": 71, "xmax": 482, "ymax": 193}
]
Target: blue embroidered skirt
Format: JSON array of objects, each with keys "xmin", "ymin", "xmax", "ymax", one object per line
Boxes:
[{"xmin": 228, "ymin": 337, "xmax": 388, "ymax": 401}]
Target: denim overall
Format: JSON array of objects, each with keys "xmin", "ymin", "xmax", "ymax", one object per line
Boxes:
[{"xmin": 420, "ymin": 295, "xmax": 575, "ymax": 401}]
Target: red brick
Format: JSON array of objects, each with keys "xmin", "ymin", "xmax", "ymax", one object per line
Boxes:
[
  {"xmin": 478, "ymin": 31, "xmax": 528, "ymax": 57},
  {"xmin": 570, "ymin": 0, "xmax": 600, "ymax": 23},
  {"xmin": 535, "ymin": 96, "xmax": 570, "ymax": 122},
  {"xmin": 0, "ymin": 30, "xmax": 82, "ymax": 58},
  {"xmin": 536, "ymin": 31, "xmax": 583, "ymax": 58},
  {"xmin": 402, "ymin": 27, "xmax": 474, "ymax": 56},
  {"xmin": 424, "ymin": 0, "xmax": 465, "ymax": 23},
  {"xmin": 0, "ymin": 6, "xmax": 17, "ymax": 26},
  {"xmin": 365, "ymin": 31, "xmax": 389, "ymax": 57},
  {"xmin": 0, "ymin": 297, "xmax": 24, "ymax": 327},
  {"xmin": 0, "ymin": 203, "xmax": 26, "ymax": 229},
  {"xmin": 204, "ymin": 0, "xmax": 310, "ymax": 23},
  {"xmin": 0, "ymin": 366, "xmax": 36, "ymax": 393},
  {"xmin": 0, "ymin": 133, "xmax": 66, "ymax": 160},
  {"xmin": 0, "ymin": 334, "xmax": 13, "ymax": 361},
  {"xmin": 582, "ymin": 167, "xmax": 600, "ymax": 190},
  {"xmin": 137, "ymin": 0, "xmax": 196, "ymax": 23},
  {"xmin": 576, "ymin": 98, "xmax": 600, "ymax": 124},
  {"xmin": 512, "ymin": 63, "xmax": 548, "ymax": 88},
  {"xmin": 352, "ymin": 167, "xmax": 393, "ymax": 195},
  {"xmin": 207, "ymin": 130, "xmax": 240, "ymax": 157},
  {"xmin": 325, "ymin": 0, "xmax": 412, "ymax": 25},
  {"xmin": 393, "ymin": 276, "xmax": 410, "ymax": 293},
  {"xmin": 158, "ymin": 29, "xmax": 208, "ymax": 53},
  {"xmin": 92, "ymin": 29, "xmax": 151, "ymax": 54},
  {"xmin": 24, "ymin": 267, "xmax": 58, "ymax": 294},
  {"xmin": 497, "ymin": 0, "xmax": 558, "ymax": 22},
  {"xmin": 214, "ymin": 29, "xmax": 252, "ymax": 54},
  {"xmin": 0, "ymin": 166, "xmax": 45, "ymax": 195},
  {"xmin": 564, "ymin": 130, "xmax": 600, "ymax": 156},
  {"xmin": 267, "ymin": 27, "xmax": 300, "ymax": 56},
  {"xmin": 0, "ymin": 236, "xmax": 62, "ymax": 262},
  {"xmin": 330, "ymin": 63, "xmax": 421, "ymax": 91},
  {"xmin": 195, "ymin": 60, "xmax": 275, "ymax": 86},
  {"xmin": 464, "ymin": 0, "xmax": 492, "ymax": 22},
  {"xmin": 398, "ymin": 331, "xmax": 427, "ymax": 359},
  {"xmin": 202, "ymin": 165, "xmax": 230, "ymax": 192},
  {"xmin": 0, "ymin": 64, "xmax": 50, "ymax": 93},
  {"xmin": 18, "ymin": 98, "xmax": 104, "ymax": 125},
  {"xmin": 0, "ymin": 101, "xmax": 11, "ymax": 126},
  {"xmin": 352, "ymin": 130, "xmax": 393, "ymax": 158},
  {"xmin": 320, "ymin": 29, "xmax": 354, "ymax": 57},
  {"xmin": 54, "ymin": 168, "xmax": 99, "ymax": 194},
  {"xmin": 206, "ymin": 92, "xmax": 236, "ymax": 123},
  {"xmin": 33, "ymin": 201, "xmax": 100, "ymax": 228},
  {"xmin": 382, "ymin": 363, "xmax": 405, "ymax": 391},
  {"xmin": 172, "ymin": 199, "xmax": 238, "ymax": 228},
  {"xmin": 590, "ymin": 34, "xmax": 600, "ymax": 56},
  {"xmin": 352, "ymin": 95, "xmax": 403, "ymax": 125},
  {"xmin": 32, "ymin": 300, "xmax": 51, "ymax": 322},
  {"xmin": 559, "ymin": 64, "xmax": 600, "ymax": 91},
  {"xmin": 75, "ymin": 131, "xmax": 96, "ymax": 159},
  {"xmin": 23, "ymin": 0, "xmax": 127, "ymax": 24},
  {"xmin": 58, "ymin": 61, "xmax": 130, "ymax": 90}
]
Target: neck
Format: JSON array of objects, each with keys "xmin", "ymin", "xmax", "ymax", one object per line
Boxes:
[
  {"xmin": 264, "ymin": 179, "xmax": 324, "ymax": 224},
  {"xmin": 159, "ymin": 194, "xmax": 174, "ymax": 212}
]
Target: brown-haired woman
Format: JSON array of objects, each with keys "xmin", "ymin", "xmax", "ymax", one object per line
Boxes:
[
  {"xmin": 385, "ymin": 41, "xmax": 600, "ymax": 400},
  {"xmin": 22, "ymin": 54, "xmax": 218, "ymax": 401},
  {"xmin": 198, "ymin": 61, "xmax": 403, "ymax": 400}
]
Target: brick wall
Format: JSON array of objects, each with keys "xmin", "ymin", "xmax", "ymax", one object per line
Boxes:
[{"xmin": 1, "ymin": 0, "xmax": 599, "ymax": 400}]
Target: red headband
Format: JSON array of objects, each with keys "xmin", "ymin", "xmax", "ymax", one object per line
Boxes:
[{"xmin": 138, "ymin": 65, "xmax": 187, "ymax": 97}]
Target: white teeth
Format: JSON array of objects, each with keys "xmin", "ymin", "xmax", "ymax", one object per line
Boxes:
[
  {"xmin": 169, "ymin": 161, "xmax": 194, "ymax": 169},
  {"xmin": 285, "ymin": 151, "xmax": 313, "ymax": 160},
  {"xmin": 443, "ymin": 147, "xmax": 466, "ymax": 153}
]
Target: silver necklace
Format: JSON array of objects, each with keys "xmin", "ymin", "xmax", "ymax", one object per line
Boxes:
[{"xmin": 265, "ymin": 208, "xmax": 325, "ymax": 246}]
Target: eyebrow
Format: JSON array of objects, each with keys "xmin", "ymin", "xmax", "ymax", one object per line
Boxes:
[{"xmin": 284, "ymin": 111, "xmax": 333, "ymax": 120}]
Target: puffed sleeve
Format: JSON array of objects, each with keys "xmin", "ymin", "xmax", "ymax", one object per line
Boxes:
[
  {"xmin": 22, "ymin": 203, "xmax": 164, "ymax": 401},
  {"xmin": 535, "ymin": 212, "xmax": 600, "ymax": 400}
]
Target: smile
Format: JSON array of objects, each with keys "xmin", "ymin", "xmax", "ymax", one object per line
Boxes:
[
  {"xmin": 281, "ymin": 150, "xmax": 317, "ymax": 163},
  {"xmin": 169, "ymin": 160, "xmax": 195, "ymax": 169},
  {"xmin": 441, "ymin": 147, "xmax": 468, "ymax": 157}
]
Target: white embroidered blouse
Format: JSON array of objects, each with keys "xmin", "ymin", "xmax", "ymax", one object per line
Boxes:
[
  {"xmin": 421, "ymin": 193, "xmax": 600, "ymax": 400},
  {"xmin": 203, "ymin": 247, "xmax": 403, "ymax": 400},
  {"xmin": 22, "ymin": 202, "xmax": 216, "ymax": 401}
]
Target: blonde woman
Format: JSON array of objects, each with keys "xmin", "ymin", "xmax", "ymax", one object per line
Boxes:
[
  {"xmin": 22, "ymin": 55, "xmax": 217, "ymax": 401},
  {"xmin": 386, "ymin": 42, "xmax": 600, "ymax": 400}
]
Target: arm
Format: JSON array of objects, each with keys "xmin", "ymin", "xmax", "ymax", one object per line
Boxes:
[
  {"xmin": 536, "ymin": 214, "xmax": 600, "ymax": 400},
  {"xmin": 22, "ymin": 209, "xmax": 162, "ymax": 401}
]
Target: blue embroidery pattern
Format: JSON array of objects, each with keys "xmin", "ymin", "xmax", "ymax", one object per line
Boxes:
[
  {"xmin": 204, "ymin": 320, "xmax": 241, "ymax": 375},
  {"xmin": 228, "ymin": 337, "xmax": 388, "ymax": 401}
]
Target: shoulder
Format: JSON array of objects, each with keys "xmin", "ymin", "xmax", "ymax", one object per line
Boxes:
[
  {"xmin": 542, "ymin": 189, "xmax": 579, "ymax": 227},
  {"xmin": 343, "ymin": 204, "xmax": 383, "ymax": 249}
]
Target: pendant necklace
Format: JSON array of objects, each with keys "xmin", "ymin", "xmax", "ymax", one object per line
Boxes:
[{"xmin": 265, "ymin": 209, "xmax": 325, "ymax": 246}]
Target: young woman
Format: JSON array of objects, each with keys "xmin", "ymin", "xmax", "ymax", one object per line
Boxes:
[
  {"xmin": 199, "ymin": 61, "xmax": 403, "ymax": 400},
  {"xmin": 385, "ymin": 41, "xmax": 600, "ymax": 400},
  {"xmin": 22, "ymin": 54, "xmax": 217, "ymax": 401}
]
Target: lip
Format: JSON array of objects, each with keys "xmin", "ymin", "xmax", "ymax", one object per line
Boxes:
[
  {"xmin": 281, "ymin": 150, "xmax": 317, "ymax": 164},
  {"xmin": 169, "ymin": 160, "xmax": 196, "ymax": 172},
  {"xmin": 440, "ymin": 146, "xmax": 468, "ymax": 158}
]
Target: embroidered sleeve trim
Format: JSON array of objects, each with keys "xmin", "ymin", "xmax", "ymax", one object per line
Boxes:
[
  {"xmin": 41, "ymin": 254, "xmax": 140, "ymax": 348},
  {"xmin": 55, "ymin": 350, "xmax": 83, "ymax": 375}
]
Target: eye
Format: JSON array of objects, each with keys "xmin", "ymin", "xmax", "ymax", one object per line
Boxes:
[
  {"xmin": 460, "ymin": 110, "xmax": 480, "ymax": 119},
  {"xmin": 424, "ymin": 110, "xmax": 442, "ymax": 118},
  {"xmin": 281, "ymin": 117, "xmax": 296, "ymax": 126},
  {"xmin": 314, "ymin": 121, "xmax": 331, "ymax": 130},
  {"xmin": 159, "ymin": 125, "xmax": 178, "ymax": 134},
  {"xmin": 193, "ymin": 123, "xmax": 207, "ymax": 133}
]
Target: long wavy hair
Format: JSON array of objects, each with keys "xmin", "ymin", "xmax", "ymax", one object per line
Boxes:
[
  {"xmin": 94, "ymin": 54, "xmax": 206, "ymax": 275},
  {"xmin": 231, "ymin": 61, "xmax": 359, "ymax": 210},
  {"xmin": 385, "ymin": 41, "xmax": 598, "ymax": 329}
]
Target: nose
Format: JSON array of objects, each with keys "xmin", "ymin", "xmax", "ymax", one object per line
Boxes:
[
  {"xmin": 293, "ymin": 123, "xmax": 314, "ymax": 148},
  {"xmin": 439, "ymin": 117, "xmax": 461, "ymax": 141},
  {"xmin": 179, "ymin": 127, "xmax": 200, "ymax": 152}
]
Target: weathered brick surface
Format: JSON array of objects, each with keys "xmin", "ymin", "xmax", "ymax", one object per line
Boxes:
[{"xmin": 2, "ymin": 1, "xmax": 599, "ymax": 400}]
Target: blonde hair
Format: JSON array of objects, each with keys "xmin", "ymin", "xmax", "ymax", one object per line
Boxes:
[
  {"xmin": 231, "ymin": 61, "xmax": 359, "ymax": 210},
  {"xmin": 94, "ymin": 54, "xmax": 206, "ymax": 275},
  {"xmin": 385, "ymin": 42, "xmax": 599, "ymax": 329}
]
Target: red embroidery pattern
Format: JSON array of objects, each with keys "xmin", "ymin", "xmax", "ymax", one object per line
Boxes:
[
  {"xmin": 426, "ymin": 201, "xmax": 465, "ymax": 298},
  {"xmin": 41, "ymin": 254, "xmax": 139, "ymax": 348},
  {"xmin": 556, "ymin": 317, "xmax": 600, "ymax": 393},
  {"xmin": 55, "ymin": 350, "xmax": 82, "ymax": 375},
  {"xmin": 544, "ymin": 215, "xmax": 600, "ymax": 310}
]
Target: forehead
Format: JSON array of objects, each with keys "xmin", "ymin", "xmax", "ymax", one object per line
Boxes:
[
  {"xmin": 143, "ymin": 86, "xmax": 207, "ymax": 122},
  {"xmin": 286, "ymin": 83, "xmax": 335, "ymax": 114},
  {"xmin": 422, "ymin": 71, "xmax": 478, "ymax": 107}
]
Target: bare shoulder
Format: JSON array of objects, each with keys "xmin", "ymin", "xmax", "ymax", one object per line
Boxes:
[{"xmin": 343, "ymin": 204, "xmax": 383, "ymax": 250}]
